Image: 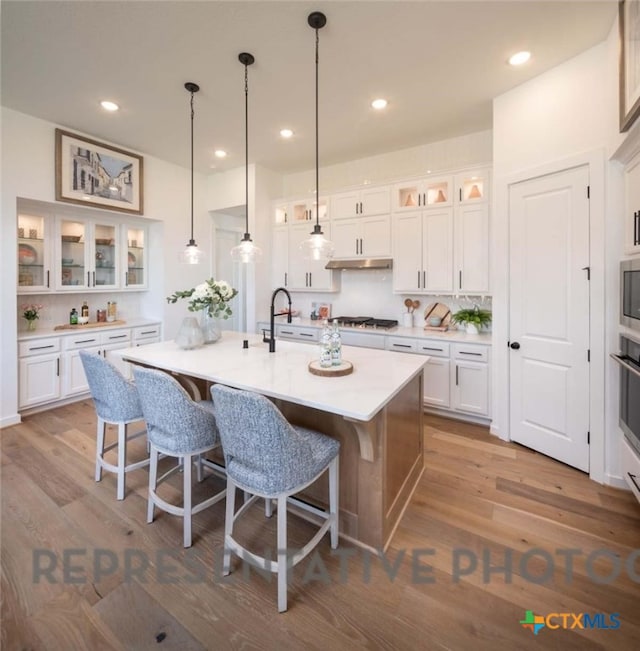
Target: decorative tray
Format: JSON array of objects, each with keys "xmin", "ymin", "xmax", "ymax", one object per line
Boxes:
[{"xmin": 308, "ymin": 360, "xmax": 353, "ymax": 377}]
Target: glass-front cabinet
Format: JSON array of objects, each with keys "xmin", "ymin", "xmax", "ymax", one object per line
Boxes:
[
  {"xmin": 17, "ymin": 199, "xmax": 149, "ymax": 294},
  {"xmin": 124, "ymin": 226, "xmax": 146, "ymax": 289},
  {"xmin": 18, "ymin": 211, "xmax": 52, "ymax": 293},
  {"xmin": 393, "ymin": 175, "xmax": 453, "ymax": 211},
  {"xmin": 55, "ymin": 219, "xmax": 119, "ymax": 291}
]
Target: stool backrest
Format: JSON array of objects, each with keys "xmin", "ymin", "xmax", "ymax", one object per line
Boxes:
[
  {"xmin": 133, "ymin": 366, "xmax": 218, "ymax": 454},
  {"xmin": 79, "ymin": 350, "xmax": 142, "ymax": 422},
  {"xmin": 211, "ymin": 384, "xmax": 311, "ymax": 489}
]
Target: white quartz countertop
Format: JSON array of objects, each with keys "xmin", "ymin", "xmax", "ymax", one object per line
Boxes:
[
  {"xmin": 18, "ymin": 318, "xmax": 161, "ymax": 341},
  {"xmin": 260, "ymin": 317, "xmax": 492, "ymax": 345},
  {"xmin": 118, "ymin": 331, "xmax": 427, "ymax": 421}
]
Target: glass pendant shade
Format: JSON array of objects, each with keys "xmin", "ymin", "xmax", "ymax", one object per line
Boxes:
[
  {"xmin": 230, "ymin": 235, "xmax": 262, "ymax": 263},
  {"xmin": 179, "ymin": 241, "xmax": 205, "ymax": 265},
  {"xmin": 300, "ymin": 226, "xmax": 334, "ymax": 261}
]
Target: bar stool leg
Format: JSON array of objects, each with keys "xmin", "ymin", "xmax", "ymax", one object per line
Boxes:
[
  {"xmin": 223, "ymin": 479, "xmax": 236, "ymax": 576},
  {"xmin": 183, "ymin": 454, "xmax": 192, "ymax": 548},
  {"xmin": 116, "ymin": 422, "xmax": 127, "ymax": 500},
  {"xmin": 329, "ymin": 457, "xmax": 339, "ymax": 549},
  {"xmin": 265, "ymin": 498, "xmax": 273, "ymax": 518},
  {"xmin": 95, "ymin": 417, "xmax": 106, "ymax": 482},
  {"xmin": 277, "ymin": 496, "xmax": 288, "ymax": 613},
  {"xmin": 147, "ymin": 446, "xmax": 159, "ymax": 524}
]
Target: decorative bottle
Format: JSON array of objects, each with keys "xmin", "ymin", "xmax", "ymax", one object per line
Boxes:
[
  {"xmin": 319, "ymin": 320, "xmax": 332, "ymax": 368},
  {"xmin": 81, "ymin": 301, "xmax": 89, "ymax": 318},
  {"xmin": 70, "ymin": 308, "xmax": 78, "ymax": 325},
  {"xmin": 330, "ymin": 319, "xmax": 342, "ymax": 366}
]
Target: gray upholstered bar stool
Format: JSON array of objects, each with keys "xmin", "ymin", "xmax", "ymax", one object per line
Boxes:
[
  {"xmin": 79, "ymin": 350, "xmax": 149, "ymax": 501},
  {"xmin": 211, "ymin": 383, "xmax": 340, "ymax": 612},
  {"xmin": 133, "ymin": 366, "xmax": 225, "ymax": 548}
]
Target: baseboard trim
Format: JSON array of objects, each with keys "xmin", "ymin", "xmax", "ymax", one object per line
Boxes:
[
  {"xmin": 423, "ymin": 405, "xmax": 491, "ymax": 428},
  {"xmin": 0, "ymin": 413, "xmax": 22, "ymax": 429}
]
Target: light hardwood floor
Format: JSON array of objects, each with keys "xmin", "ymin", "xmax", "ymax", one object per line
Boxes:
[{"xmin": 2, "ymin": 401, "xmax": 639, "ymax": 650}]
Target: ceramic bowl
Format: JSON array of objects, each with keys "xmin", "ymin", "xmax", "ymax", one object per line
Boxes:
[{"xmin": 429, "ymin": 316, "xmax": 442, "ymax": 327}]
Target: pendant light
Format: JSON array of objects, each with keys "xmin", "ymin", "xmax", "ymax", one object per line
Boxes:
[
  {"xmin": 299, "ymin": 11, "xmax": 334, "ymax": 261},
  {"xmin": 179, "ymin": 82, "xmax": 205, "ymax": 264},
  {"xmin": 231, "ymin": 52, "xmax": 262, "ymax": 263}
]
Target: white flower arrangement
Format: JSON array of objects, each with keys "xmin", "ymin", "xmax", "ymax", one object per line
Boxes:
[{"xmin": 167, "ymin": 277, "xmax": 238, "ymax": 319}]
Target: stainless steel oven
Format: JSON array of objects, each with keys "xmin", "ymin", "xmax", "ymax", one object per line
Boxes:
[
  {"xmin": 612, "ymin": 335, "xmax": 640, "ymax": 461},
  {"xmin": 621, "ymin": 258, "xmax": 640, "ymax": 333}
]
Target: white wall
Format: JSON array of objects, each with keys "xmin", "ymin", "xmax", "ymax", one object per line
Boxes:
[
  {"xmin": 492, "ymin": 29, "xmax": 624, "ymax": 484},
  {"xmin": 0, "ymin": 108, "xmax": 209, "ymax": 426}
]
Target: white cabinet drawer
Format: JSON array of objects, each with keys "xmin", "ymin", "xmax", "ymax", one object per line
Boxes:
[
  {"xmin": 19, "ymin": 337, "xmax": 61, "ymax": 357},
  {"xmin": 621, "ymin": 437, "xmax": 640, "ymax": 503},
  {"xmin": 417, "ymin": 340, "xmax": 450, "ymax": 358},
  {"xmin": 276, "ymin": 325, "xmax": 319, "ymax": 343},
  {"xmin": 386, "ymin": 337, "xmax": 417, "ymax": 353},
  {"xmin": 339, "ymin": 330, "xmax": 385, "ymax": 349},
  {"xmin": 100, "ymin": 329, "xmax": 131, "ymax": 345},
  {"xmin": 64, "ymin": 333, "xmax": 102, "ymax": 350},
  {"xmin": 453, "ymin": 343, "xmax": 488, "ymax": 363},
  {"xmin": 134, "ymin": 324, "xmax": 161, "ymax": 341}
]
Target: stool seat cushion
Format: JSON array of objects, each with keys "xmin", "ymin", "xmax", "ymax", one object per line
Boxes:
[{"xmin": 212, "ymin": 384, "xmax": 339, "ymax": 495}]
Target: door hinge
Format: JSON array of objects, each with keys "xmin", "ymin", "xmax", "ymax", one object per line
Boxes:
[
  {"xmin": 587, "ymin": 185, "xmax": 590, "ymax": 199},
  {"xmin": 587, "ymin": 431, "xmax": 590, "ymax": 445},
  {"xmin": 587, "ymin": 349, "xmax": 591, "ymax": 362}
]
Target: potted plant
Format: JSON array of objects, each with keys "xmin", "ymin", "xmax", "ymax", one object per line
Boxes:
[{"xmin": 451, "ymin": 306, "xmax": 492, "ymax": 334}]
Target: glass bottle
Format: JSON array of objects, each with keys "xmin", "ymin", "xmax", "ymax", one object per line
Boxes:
[
  {"xmin": 70, "ymin": 308, "xmax": 78, "ymax": 325},
  {"xmin": 319, "ymin": 320, "xmax": 332, "ymax": 368},
  {"xmin": 81, "ymin": 301, "xmax": 89, "ymax": 318},
  {"xmin": 330, "ymin": 319, "xmax": 342, "ymax": 366}
]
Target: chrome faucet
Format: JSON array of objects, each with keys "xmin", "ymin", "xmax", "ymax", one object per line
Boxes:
[{"xmin": 268, "ymin": 287, "xmax": 292, "ymax": 352}]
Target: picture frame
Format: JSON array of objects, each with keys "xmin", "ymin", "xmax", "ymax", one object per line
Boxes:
[
  {"xmin": 620, "ymin": 0, "xmax": 640, "ymax": 132},
  {"xmin": 55, "ymin": 128, "xmax": 144, "ymax": 214},
  {"xmin": 311, "ymin": 302, "xmax": 332, "ymax": 321}
]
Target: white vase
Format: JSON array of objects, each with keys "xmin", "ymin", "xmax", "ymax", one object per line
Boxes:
[
  {"xmin": 201, "ymin": 311, "xmax": 222, "ymax": 344},
  {"xmin": 176, "ymin": 317, "xmax": 204, "ymax": 349},
  {"xmin": 465, "ymin": 323, "xmax": 479, "ymax": 335}
]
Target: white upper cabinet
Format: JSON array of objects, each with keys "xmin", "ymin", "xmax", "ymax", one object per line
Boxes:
[
  {"xmin": 455, "ymin": 203, "xmax": 490, "ymax": 294},
  {"xmin": 287, "ymin": 224, "xmax": 337, "ymax": 292},
  {"xmin": 17, "ymin": 200, "xmax": 149, "ymax": 294},
  {"xmin": 392, "ymin": 209, "xmax": 453, "ymax": 293},
  {"xmin": 271, "ymin": 226, "xmax": 289, "ymax": 289},
  {"xmin": 393, "ymin": 175, "xmax": 453, "ymax": 211},
  {"xmin": 455, "ymin": 169, "xmax": 489, "ymax": 204},
  {"xmin": 332, "ymin": 215, "xmax": 391, "ymax": 258},
  {"xmin": 331, "ymin": 186, "xmax": 390, "ymax": 220},
  {"xmin": 625, "ymin": 151, "xmax": 640, "ymax": 255},
  {"xmin": 292, "ymin": 197, "xmax": 328, "ymax": 223}
]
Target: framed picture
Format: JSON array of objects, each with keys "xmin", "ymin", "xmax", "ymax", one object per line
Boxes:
[
  {"xmin": 311, "ymin": 302, "xmax": 331, "ymax": 320},
  {"xmin": 620, "ymin": 0, "xmax": 640, "ymax": 132},
  {"xmin": 55, "ymin": 129, "xmax": 144, "ymax": 214}
]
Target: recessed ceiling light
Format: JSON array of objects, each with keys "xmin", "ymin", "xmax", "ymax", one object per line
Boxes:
[
  {"xmin": 214, "ymin": 150, "xmax": 227, "ymax": 159},
  {"xmin": 509, "ymin": 51, "xmax": 531, "ymax": 66},
  {"xmin": 100, "ymin": 100, "xmax": 119, "ymax": 111},
  {"xmin": 371, "ymin": 98, "xmax": 388, "ymax": 110},
  {"xmin": 280, "ymin": 128, "xmax": 294, "ymax": 139}
]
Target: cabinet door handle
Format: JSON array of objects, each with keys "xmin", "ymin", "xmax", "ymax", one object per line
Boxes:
[
  {"xmin": 423, "ymin": 270, "xmax": 426, "ymax": 288},
  {"xmin": 140, "ymin": 331, "xmax": 157, "ymax": 336},
  {"xmin": 459, "ymin": 351, "xmax": 482, "ymax": 356},
  {"xmin": 92, "ymin": 271, "xmax": 95, "ymax": 287},
  {"xmin": 360, "ymin": 238, "xmax": 363, "ymax": 255},
  {"xmin": 393, "ymin": 343, "xmax": 413, "ymax": 349},
  {"xmin": 635, "ymin": 211, "xmax": 639, "ymax": 246},
  {"xmin": 355, "ymin": 238, "xmax": 358, "ymax": 255},
  {"xmin": 459, "ymin": 188, "xmax": 463, "ymax": 202},
  {"xmin": 284, "ymin": 272, "xmax": 288, "ymax": 287},
  {"xmin": 459, "ymin": 270, "xmax": 462, "ymax": 289},
  {"xmin": 75, "ymin": 338, "xmax": 98, "ymax": 344},
  {"xmin": 355, "ymin": 202, "xmax": 359, "ymax": 214},
  {"xmin": 417, "ymin": 270, "xmax": 421, "ymax": 288},
  {"xmin": 30, "ymin": 344, "xmax": 55, "ymax": 351},
  {"xmin": 417, "ymin": 194, "xmax": 421, "ymax": 207},
  {"xmin": 309, "ymin": 272, "xmax": 312, "ymax": 287},
  {"xmin": 360, "ymin": 202, "xmax": 363, "ymax": 214},
  {"xmin": 87, "ymin": 271, "xmax": 91, "ymax": 286},
  {"xmin": 125, "ymin": 271, "xmax": 129, "ymax": 287},
  {"xmin": 56, "ymin": 358, "xmax": 60, "ymax": 376},
  {"xmin": 300, "ymin": 332, "xmax": 315, "ymax": 338},
  {"xmin": 107, "ymin": 334, "xmax": 128, "ymax": 340},
  {"xmin": 422, "ymin": 193, "xmax": 426, "ymax": 206},
  {"xmin": 46, "ymin": 270, "xmax": 50, "ymax": 288},
  {"xmin": 421, "ymin": 347, "xmax": 444, "ymax": 352},
  {"xmin": 456, "ymin": 365, "xmax": 459, "ymax": 385}
]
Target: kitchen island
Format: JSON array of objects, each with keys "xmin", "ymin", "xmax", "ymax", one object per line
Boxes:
[{"xmin": 119, "ymin": 331, "xmax": 426, "ymax": 550}]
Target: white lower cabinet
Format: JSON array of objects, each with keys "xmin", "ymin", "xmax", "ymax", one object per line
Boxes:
[
  {"xmin": 19, "ymin": 322, "xmax": 161, "ymax": 411},
  {"xmin": 451, "ymin": 344, "xmax": 489, "ymax": 416},
  {"xmin": 275, "ymin": 324, "xmax": 319, "ymax": 343},
  {"xmin": 19, "ymin": 337, "xmax": 62, "ymax": 408},
  {"xmin": 417, "ymin": 341, "xmax": 451, "ymax": 408}
]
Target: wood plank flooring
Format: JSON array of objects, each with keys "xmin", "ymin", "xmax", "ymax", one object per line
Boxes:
[{"xmin": 2, "ymin": 402, "xmax": 639, "ymax": 650}]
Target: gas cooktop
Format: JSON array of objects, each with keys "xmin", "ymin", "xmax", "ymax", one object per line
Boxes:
[{"xmin": 333, "ymin": 316, "xmax": 399, "ymax": 330}]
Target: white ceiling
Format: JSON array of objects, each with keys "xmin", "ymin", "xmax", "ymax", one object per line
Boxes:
[{"xmin": 1, "ymin": 1, "xmax": 617, "ymax": 175}]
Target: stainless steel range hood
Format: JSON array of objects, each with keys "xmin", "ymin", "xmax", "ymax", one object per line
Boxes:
[{"xmin": 325, "ymin": 258, "xmax": 393, "ymax": 270}]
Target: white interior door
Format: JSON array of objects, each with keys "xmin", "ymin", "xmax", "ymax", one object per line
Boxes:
[
  {"xmin": 509, "ymin": 165, "xmax": 590, "ymax": 472},
  {"xmin": 215, "ymin": 228, "xmax": 242, "ymax": 332}
]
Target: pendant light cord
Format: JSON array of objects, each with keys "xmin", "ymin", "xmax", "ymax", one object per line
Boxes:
[
  {"xmin": 314, "ymin": 27, "xmax": 320, "ymax": 230},
  {"xmin": 189, "ymin": 89, "xmax": 195, "ymax": 244},
  {"xmin": 245, "ymin": 62, "xmax": 250, "ymax": 238}
]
